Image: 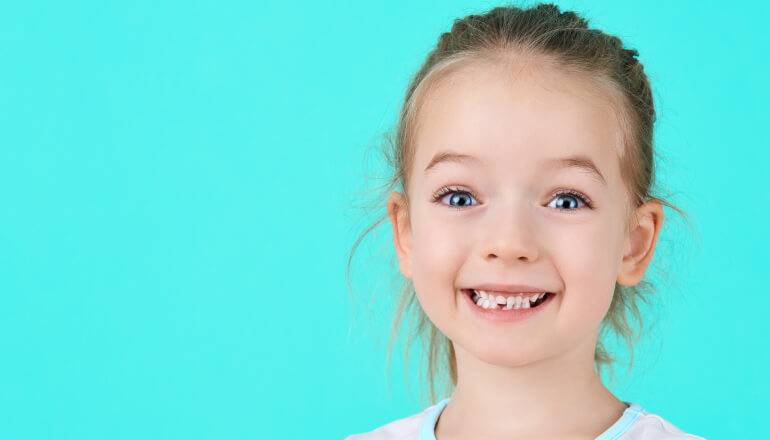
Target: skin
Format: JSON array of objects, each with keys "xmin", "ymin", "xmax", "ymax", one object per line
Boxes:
[{"xmin": 386, "ymin": 59, "xmax": 664, "ymax": 440}]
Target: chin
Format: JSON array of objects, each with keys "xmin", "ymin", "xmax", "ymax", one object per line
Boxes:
[{"xmin": 458, "ymin": 337, "xmax": 548, "ymax": 368}]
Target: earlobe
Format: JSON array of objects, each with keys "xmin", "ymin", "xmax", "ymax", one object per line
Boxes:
[
  {"xmin": 617, "ymin": 200, "xmax": 664, "ymax": 286},
  {"xmin": 386, "ymin": 191, "xmax": 413, "ymax": 279}
]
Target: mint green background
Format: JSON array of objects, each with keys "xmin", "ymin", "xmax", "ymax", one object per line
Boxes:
[{"xmin": 1, "ymin": 1, "xmax": 766, "ymax": 438}]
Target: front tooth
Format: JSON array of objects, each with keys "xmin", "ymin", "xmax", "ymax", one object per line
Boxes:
[
  {"xmin": 506, "ymin": 296, "xmax": 515, "ymax": 307},
  {"xmin": 496, "ymin": 295, "xmax": 506, "ymax": 305}
]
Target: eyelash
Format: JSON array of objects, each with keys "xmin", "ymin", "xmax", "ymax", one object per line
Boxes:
[{"xmin": 431, "ymin": 186, "xmax": 594, "ymax": 211}]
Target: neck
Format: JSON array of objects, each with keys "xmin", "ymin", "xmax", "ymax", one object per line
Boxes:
[{"xmin": 435, "ymin": 333, "xmax": 628, "ymax": 440}]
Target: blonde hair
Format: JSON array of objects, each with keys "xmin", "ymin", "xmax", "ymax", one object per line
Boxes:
[{"xmin": 346, "ymin": 2, "xmax": 696, "ymax": 407}]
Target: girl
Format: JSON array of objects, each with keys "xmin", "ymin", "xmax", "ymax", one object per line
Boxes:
[{"xmin": 346, "ymin": 3, "xmax": 704, "ymax": 440}]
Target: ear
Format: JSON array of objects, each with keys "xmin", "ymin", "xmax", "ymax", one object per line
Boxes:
[
  {"xmin": 386, "ymin": 191, "xmax": 413, "ymax": 279},
  {"xmin": 617, "ymin": 199, "xmax": 665, "ymax": 286}
]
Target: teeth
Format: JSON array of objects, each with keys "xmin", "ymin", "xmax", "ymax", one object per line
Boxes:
[
  {"xmin": 477, "ymin": 289, "xmax": 544, "ymax": 302},
  {"xmin": 472, "ymin": 289, "xmax": 548, "ymax": 310}
]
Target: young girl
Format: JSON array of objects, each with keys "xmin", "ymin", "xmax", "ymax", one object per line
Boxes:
[{"xmin": 346, "ymin": 3, "xmax": 704, "ymax": 439}]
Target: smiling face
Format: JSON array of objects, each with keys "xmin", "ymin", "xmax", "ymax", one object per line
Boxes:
[{"xmin": 387, "ymin": 59, "xmax": 644, "ymax": 367}]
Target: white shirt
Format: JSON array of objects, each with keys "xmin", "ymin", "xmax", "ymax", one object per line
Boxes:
[{"xmin": 345, "ymin": 397, "xmax": 707, "ymax": 440}]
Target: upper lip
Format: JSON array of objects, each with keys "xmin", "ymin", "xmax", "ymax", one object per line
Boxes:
[{"xmin": 466, "ymin": 283, "xmax": 551, "ymax": 294}]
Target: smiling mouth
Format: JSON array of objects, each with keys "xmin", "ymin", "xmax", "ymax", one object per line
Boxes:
[{"xmin": 464, "ymin": 289, "xmax": 552, "ymax": 310}]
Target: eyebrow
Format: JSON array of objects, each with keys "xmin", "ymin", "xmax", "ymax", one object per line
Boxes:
[
  {"xmin": 544, "ymin": 155, "xmax": 607, "ymax": 185},
  {"xmin": 423, "ymin": 150, "xmax": 607, "ymax": 185},
  {"xmin": 423, "ymin": 151, "xmax": 483, "ymax": 174}
]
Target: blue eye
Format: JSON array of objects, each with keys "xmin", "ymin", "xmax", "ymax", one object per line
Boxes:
[
  {"xmin": 432, "ymin": 187, "xmax": 478, "ymax": 209},
  {"xmin": 431, "ymin": 187, "xmax": 593, "ymax": 211},
  {"xmin": 547, "ymin": 190, "xmax": 592, "ymax": 211}
]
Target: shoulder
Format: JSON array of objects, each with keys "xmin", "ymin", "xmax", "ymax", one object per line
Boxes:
[
  {"xmin": 619, "ymin": 404, "xmax": 707, "ymax": 440},
  {"xmin": 343, "ymin": 404, "xmax": 436, "ymax": 440}
]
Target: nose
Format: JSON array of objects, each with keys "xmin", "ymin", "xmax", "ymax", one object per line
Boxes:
[{"xmin": 479, "ymin": 203, "xmax": 540, "ymax": 263}]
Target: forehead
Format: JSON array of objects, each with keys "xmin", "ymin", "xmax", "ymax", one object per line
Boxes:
[{"xmin": 411, "ymin": 60, "xmax": 624, "ymax": 181}]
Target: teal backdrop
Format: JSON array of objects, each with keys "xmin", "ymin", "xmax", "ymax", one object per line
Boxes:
[{"xmin": 1, "ymin": 0, "xmax": 767, "ymax": 438}]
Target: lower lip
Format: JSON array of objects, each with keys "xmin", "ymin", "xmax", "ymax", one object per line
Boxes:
[{"xmin": 461, "ymin": 289, "xmax": 555, "ymax": 323}]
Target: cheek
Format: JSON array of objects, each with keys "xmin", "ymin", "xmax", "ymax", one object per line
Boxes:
[
  {"xmin": 554, "ymin": 216, "xmax": 624, "ymax": 319},
  {"xmin": 409, "ymin": 212, "xmax": 469, "ymax": 317}
]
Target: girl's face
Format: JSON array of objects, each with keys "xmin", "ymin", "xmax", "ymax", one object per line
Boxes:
[{"xmin": 388, "ymin": 60, "xmax": 644, "ymax": 367}]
